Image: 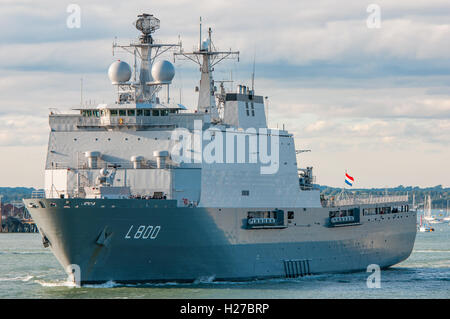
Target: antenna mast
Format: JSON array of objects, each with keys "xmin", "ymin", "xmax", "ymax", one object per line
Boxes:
[
  {"xmin": 112, "ymin": 13, "xmax": 180, "ymax": 104},
  {"xmin": 251, "ymin": 53, "xmax": 256, "ymax": 93},
  {"xmin": 174, "ymin": 17, "xmax": 239, "ymax": 121}
]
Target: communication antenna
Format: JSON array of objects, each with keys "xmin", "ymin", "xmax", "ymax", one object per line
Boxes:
[
  {"xmin": 251, "ymin": 51, "xmax": 256, "ymax": 93},
  {"xmin": 80, "ymin": 77, "xmax": 83, "ymax": 107},
  {"xmin": 199, "ymin": 17, "xmax": 202, "ymax": 51},
  {"xmin": 174, "ymin": 18, "xmax": 239, "ymax": 119}
]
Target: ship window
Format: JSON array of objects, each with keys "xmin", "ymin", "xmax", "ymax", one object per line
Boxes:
[
  {"xmin": 288, "ymin": 211, "xmax": 294, "ymax": 219},
  {"xmin": 245, "ymin": 102, "xmax": 249, "ymax": 116},
  {"xmin": 169, "ymin": 109, "xmax": 177, "ymax": 114},
  {"xmin": 119, "ymin": 109, "xmax": 126, "ymax": 116},
  {"xmin": 136, "ymin": 109, "xmax": 143, "ymax": 116},
  {"xmin": 242, "ymin": 190, "xmax": 250, "ymax": 196},
  {"xmin": 152, "ymin": 110, "xmax": 160, "ymax": 116},
  {"xmin": 93, "ymin": 110, "xmax": 100, "ymax": 117},
  {"xmin": 251, "ymin": 102, "xmax": 255, "ymax": 116},
  {"xmin": 161, "ymin": 110, "xmax": 169, "ymax": 116},
  {"xmin": 144, "ymin": 109, "xmax": 151, "ymax": 116},
  {"xmin": 127, "ymin": 109, "xmax": 135, "ymax": 116},
  {"xmin": 110, "ymin": 110, "xmax": 118, "ymax": 116}
]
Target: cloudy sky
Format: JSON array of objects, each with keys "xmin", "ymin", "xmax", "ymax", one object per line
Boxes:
[{"xmin": 0, "ymin": 0, "xmax": 449, "ymax": 188}]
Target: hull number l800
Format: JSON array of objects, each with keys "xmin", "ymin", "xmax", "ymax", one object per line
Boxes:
[{"xmin": 125, "ymin": 225, "xmax": 161, "ymax": 240}]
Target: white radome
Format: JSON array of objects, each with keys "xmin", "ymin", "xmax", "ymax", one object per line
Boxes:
[
  {"xmin": 108, "ymin": 60, "xmax": 132, "ymax": 84},
  {"xmin": 151, "ymin": 60, "xmax": 175, "ymax": 84}
]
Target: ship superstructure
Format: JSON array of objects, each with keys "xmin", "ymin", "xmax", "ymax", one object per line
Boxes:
[{"xmin": 24, "ymin": 14, "xmax": 417, "ymax": 285}]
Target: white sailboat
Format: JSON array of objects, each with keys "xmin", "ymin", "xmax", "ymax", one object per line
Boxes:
[
  {"xmin": 418, "ymin": 215, "xmax": 435, "ymax": 232},
  {"xmin": 443, "ymin": 200, "xmax": 450, "ymax": 222},
  {"xmin": 423, "ymin": 195, "xmax": 435, "ymax": 222}
]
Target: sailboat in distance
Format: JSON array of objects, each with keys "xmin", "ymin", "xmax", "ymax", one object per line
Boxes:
[
  {"xmin": 418, "ymin": 215, "xmax": 434, "ymax": 232},
  {"xmin": 443, "ymin": 200, "xmax": 450, "ymax": 222},
  {"xmin": 423, "ymin": 195, "xmax": 435, "ymax": 222}
]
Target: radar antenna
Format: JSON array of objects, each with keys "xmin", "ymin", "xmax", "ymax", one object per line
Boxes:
[{"xmin": 112, "ymin": 13, "xmax": 180, "ymax": 104}]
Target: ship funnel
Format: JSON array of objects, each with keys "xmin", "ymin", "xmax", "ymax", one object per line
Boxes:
[
  {"xmin": 153, "ymin": 150, "xmax": 169, "ymax": 168},
  {"xmin": 130, "ymin": 155, "xmax": 144, "ymax": 169},
  {"xmin": 85, "ymin": 151, "xmax": 101, "ymax": 169}
]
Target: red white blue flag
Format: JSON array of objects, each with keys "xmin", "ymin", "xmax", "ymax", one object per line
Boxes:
[{"xmin": 345, "ymin": 172, "xmax": 354, "ymax": 186}]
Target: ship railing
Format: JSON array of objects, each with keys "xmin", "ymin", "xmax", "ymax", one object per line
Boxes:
[
  {"xmin": 49, "ymin": 162, "xmax": 70, "ymax": 169},
  {"xmin": 77, "ymin": 116, "xmax": 178, "ymax": 128},
  {"xmin": 76, "ymin": 160, "xmax": 179, "ymax": 170},
  {"xmin": 49, "ymin": 161, "xmax": 179, "ymax": 170},
  {"xmin": 31, "ymin": 190, "xmax": 46, "ymax": 199},
  {"xmin": 323, "ymin": 195, "xmax": 408, "ymax": 207}
]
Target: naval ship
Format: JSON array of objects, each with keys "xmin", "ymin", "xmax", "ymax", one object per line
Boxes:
[{"xmin": 24, "ymin": 14, "xmax": 417, "ymax": 285}]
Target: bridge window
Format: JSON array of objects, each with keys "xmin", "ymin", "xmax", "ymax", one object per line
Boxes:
[
  {"xmin": 127, "ymin": 109, "xmax": 135, "ymax": 116},
  {"xmin": 144, "ymin": 109, "xmax": 151, "ymax": 116},
  {"xmin": 110, "ymin": 110, "xmax": 118, "ymax": 116},
  {"xmin": 137, "ymin": 109, "xmax": 143, "ymax": 116},
  {"xmin": 161, "ymin": 110, "xmax": 169, "ymax": 116},
  {"xmin": 152, "ymin": 110, "xmax": 160, "ymax": 116},
  {"xmin": 119, "ymin": 109, "xmax": 126, "ymax": 116},
  {"xmin": 251, "ymin": 102, "xmax": 255, "ymax": 116},
  {"xmin": 245, "ymin": 102, "xmax": 250, "ymax": 116},
  {"xmin": 288, "ymin": 211, "xmax": 294, "ymax": 219},
  {"xmin": 242, "ymin": 190, "xmax": 250, "ymax": 196}
]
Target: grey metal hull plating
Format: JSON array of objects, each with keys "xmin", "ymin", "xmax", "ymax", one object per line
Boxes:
[{"xmin": 24, "ymin": 198, "xmax": 417, "ymax": 284}]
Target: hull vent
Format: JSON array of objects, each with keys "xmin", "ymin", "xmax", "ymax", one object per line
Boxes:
[{"xmin": 283, "ymin": 259, "xmax": 311, "ymax": 278}]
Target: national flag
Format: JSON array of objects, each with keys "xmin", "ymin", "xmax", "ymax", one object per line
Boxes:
[{"xmin": 345, "ymin": 172, "xmax": 354, "ymax": 187}]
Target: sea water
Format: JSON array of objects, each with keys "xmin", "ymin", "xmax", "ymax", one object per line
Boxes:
[{"xmin": 0, "ymin": 214, "xmax": 448, "ymax": 299}]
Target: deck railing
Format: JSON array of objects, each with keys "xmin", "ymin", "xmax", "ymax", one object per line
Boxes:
[{"xmin": 322, "ymin": 194, "xmax": 408, "ymax": 207}]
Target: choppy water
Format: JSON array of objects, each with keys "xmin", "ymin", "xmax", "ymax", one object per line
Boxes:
[{"xmin": 0, "ymin": 215, "xmax": 449, "ymax": 299}]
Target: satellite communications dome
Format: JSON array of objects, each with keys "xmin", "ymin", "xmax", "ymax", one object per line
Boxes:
[
  {"xmin": 108, "ymin": 60, "xmax": 132, "ymax": 84},
  {"xmin": 151, "ymin": 60, "xmax": 175, "ymax": 84}
]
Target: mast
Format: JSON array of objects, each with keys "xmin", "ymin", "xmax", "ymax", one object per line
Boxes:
[
  {"xmin": 112, "ymin": 14, "xmax": 180, "ymax": 104},
  {"xmin": 426, "ymin": 194, "xmax": 432, "ymax": 218},
  {"xmin": 174, "ymin": 19, "xmax": 239, "ymax": 121}
]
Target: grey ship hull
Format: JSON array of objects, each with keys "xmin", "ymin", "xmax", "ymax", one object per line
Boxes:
[{"xmin": 24, "ymin": 198, "xmax": 417, "ymax": 284}]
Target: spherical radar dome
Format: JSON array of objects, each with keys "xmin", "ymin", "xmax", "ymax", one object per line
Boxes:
[
  {"xmin": 151, "ymin": 60, "xmax": 175, "ymax": 84},
  {"xmin": 108, "ymin": 60, "xmax": 132, "ymax": 84}
]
